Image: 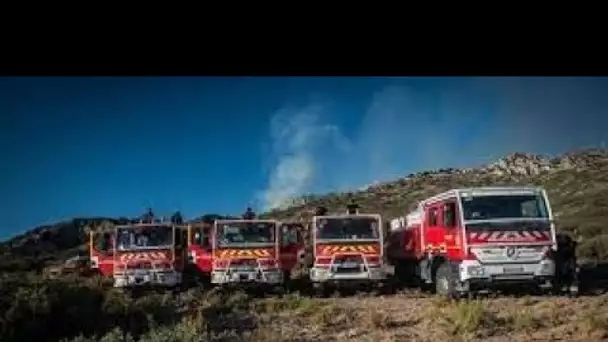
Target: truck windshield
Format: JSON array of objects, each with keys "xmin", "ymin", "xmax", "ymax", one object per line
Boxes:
[
  {"xmin": 461, "ymin": 194, "xmax": 549, "ymax": 221},
  {"xmin": 216, "ymin": 221, "xmax": 276, "ymax": 248},
  {"xmin": 316, "ymin": 217, "xmax": 379, "ymax": 240},
  {"xmin": 116, "ymin": 225, "xmax": 173, "ymax": 251}
]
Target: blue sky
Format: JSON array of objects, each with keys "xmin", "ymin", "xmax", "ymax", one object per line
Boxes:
[{"xmin": 1, "ymin": 76, "xmax": 607, "ymax": 239}]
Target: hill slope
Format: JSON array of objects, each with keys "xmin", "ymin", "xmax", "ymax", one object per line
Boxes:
[{"xmin": 263, "ymin": 148, "xmax": 608, "ymax": 260}]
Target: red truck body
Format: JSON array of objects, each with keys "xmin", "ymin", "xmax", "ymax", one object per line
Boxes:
[
  {"xmin": 387, "ymin": 186, "xmax": 558, "ymax": 296},
  {"xmin": 89, "ymin": 223, "xmax": 187, "ymax": 288},
  {"xmin": 308, "ymin": 212, "xmax": 389, "ymax": 290},
  {"xmin": 187, "ymin": 219, "xmax": 301, "ymax": 287}
]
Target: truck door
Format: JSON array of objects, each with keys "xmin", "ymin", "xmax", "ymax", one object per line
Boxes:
[
  {"xmin": 442, "ymin": 200, "xmax": 463, "ymax": 260},
  {"xmin": 423, "ymin": 203, "xmax": 446, "ymax": 255},
  {"xmin": 189, "ymin": 224, "xmax": 213, "ymax": 273},
  {"xmin": 279, "ymin": 223, "xmax": 301, "ymax": 271},
  {"xmin": 90, "ymin": 231, "xmax": 114, "ymax": 276}
]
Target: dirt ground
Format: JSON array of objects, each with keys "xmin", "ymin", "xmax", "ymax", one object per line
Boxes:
[{"xmin": 203, "ymin": 290, "xmax": 608, "ymax": 342}]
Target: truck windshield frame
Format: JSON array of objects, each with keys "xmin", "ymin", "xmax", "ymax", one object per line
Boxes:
[
  {"xmin": 115, "ymin": 225, "xmax": 174, "ymax": 251},
  {"xmin": 460, "ymin": 194, "xmax": 549, "ymax": 222},
  {"xmin": 215, "ymin": 221, "xmax": 277, "ymax": 248},
  {"xmin": 315, "ymin": 216, "xmax": 380, "ymax": 241}
]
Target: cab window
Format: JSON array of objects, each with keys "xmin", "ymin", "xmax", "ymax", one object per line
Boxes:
[
  {"xmin": 428, "ymin": 207, "xmax": 438, "ymax": 227},
  {"xmin": 443, "ymin": 202, "xmax": 457, "ymax": 228}
]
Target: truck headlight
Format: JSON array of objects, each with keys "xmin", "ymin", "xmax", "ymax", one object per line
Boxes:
[
  {"xmin": 311, "ymin": 268, "xmax": 328, "ymax": 279},
  {"xmin": 369, "ymin": 267, "xmax": 383, "ymax": 276},
  {"xmin": 541, "ymin": 262, "xmax": 554, "ymax": 273},
  {"xmin": 467, "ymin": 266, "xmax": 485, "ymax": 276}
]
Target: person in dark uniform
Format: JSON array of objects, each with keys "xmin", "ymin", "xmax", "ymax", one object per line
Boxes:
[
  {"xmin": 141, "ymin": 208, "xmax": 155, "ymax": 223},
  {"xmin": 243, "ymin": 207, "xmax": 256, "ymax": 220},
  {"xmin": 347, "ymin": 202, "xmax": 359, "ymax": 215},
  {"xmin": 315, "ymin": 206, "xmax": 328, "ymax": 216},
  {"xmin": 555, "ymin": 232, "xmax": 579, "ymax": 294}
]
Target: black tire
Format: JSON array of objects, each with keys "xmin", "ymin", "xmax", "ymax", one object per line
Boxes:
[
  {"xmin": 435, "ymin": 262, "xmax": 458, "ymax": 298},
  {"xmin": 313, "ymin": 283, "xmax": 331, "ymax": 298},
  {"xmin": 380, "ymin": 279, "xmax": 397, "ymax": 295}
]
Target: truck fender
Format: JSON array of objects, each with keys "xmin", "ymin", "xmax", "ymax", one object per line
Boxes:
[{"xmin": 431, "ymin": 256, "xmax": 461, "ymax": 283}]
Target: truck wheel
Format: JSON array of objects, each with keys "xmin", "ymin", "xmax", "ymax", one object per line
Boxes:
[
  {"xmin": 313, "ymin": 283, "xmax": 331, "ymax": 298},
  {"xmin": 380, "ymin": 279, "xmax": 397, "ymax": 295},
  {"xmin": 435, "ymin": 262, "xmax": 457, "ymax": 298}
]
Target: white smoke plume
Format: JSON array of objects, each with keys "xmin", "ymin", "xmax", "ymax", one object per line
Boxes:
[
  {"xmin": 257, "ymin": 78, "xmax": 608, "ymax": 212},
  {"xmin": 258, "ymin": 104, "xmax": 350, "ymax": 211}
]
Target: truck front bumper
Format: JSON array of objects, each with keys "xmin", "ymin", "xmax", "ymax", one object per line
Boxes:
[
  {"xmin": 457, "ymin": 259, "xmax": 555, "ymax": 290},
  {"xmin": 310, "ymin": 266, "xmax": 388, "ymax": 285},
  {"xmin": 114, "ymin": 270, "xmax": 182, "ymax": 288},
  {"xmin": 211, "ymin": 268, "xmax": 284, "ymax": 285}
]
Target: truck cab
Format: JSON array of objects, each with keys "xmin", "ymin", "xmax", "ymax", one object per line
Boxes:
[
  {"xmin": 112, "ymin": 222, "xmax": 186, "ymax": 288},
  {"xmin": 309, "ymin": 204, "xmax": 388, "ymax": 292},
  {"xmin": 187, "ymin": 214, "xmax": 303, "ymax": 290},
  {"xmin": 211, "ymin": 218, "xmax": 284, "ymax": 287},
  {"xmin": 389, "ymin": 186, "xmax": 558, "ymax": 297}
]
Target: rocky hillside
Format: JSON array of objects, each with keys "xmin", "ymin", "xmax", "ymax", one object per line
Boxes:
[
  {"xmin": 263, "ymin": 148, "xmax": 608, "ymax": 260},
  {"xmin": 2, "ymin": 148, "xmax": 608, "ymax": 265}
]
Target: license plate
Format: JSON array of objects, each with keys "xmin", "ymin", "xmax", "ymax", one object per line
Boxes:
[
  {"xmin": 340, "ymin": 262, "xmax": 359, "ymax": 268},
  {"xmin": 503, "ymin": 267, "xmax": 524, "ymax": 274}
]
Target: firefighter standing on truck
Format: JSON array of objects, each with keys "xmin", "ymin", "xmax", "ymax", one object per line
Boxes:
[{"xmin": 243, "ymin": 207, "xmax": 256, "ymax": 220}]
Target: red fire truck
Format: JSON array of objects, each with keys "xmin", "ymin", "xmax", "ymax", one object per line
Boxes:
[
  {"xmin": 308, "ymin": 203, "xmax": 389, "ymax": 293},
  {"xmin": 386, "ymin": 186, "xmax": 558, "ymax": 297},
  {"xmin": 186, "ymin": 210, "xmax": 301, "ymax": 289},
  {"xmin": 90, "ymin": 222, "xmax": 188, "ymax": 288}
]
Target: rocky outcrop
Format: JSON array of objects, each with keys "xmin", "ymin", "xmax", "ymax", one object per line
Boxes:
[{"xmin": 265, "ymin": 148, "xmax": 608, "ymax": 225}]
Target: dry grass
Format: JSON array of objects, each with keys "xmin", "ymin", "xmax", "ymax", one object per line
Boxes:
[
  {"xmin": 209, "ymin": 292, "xmax": 608, "ymax": 342},
  {"xmin": 23, "ymin": 260, "xmax": 608, "ymax": 342},
  {"xmin": 79, "ymin": 291, "xmax": 605, "ymax": 342}
]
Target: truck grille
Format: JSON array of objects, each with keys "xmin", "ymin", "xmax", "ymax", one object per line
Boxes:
[
  {"xmin": 332, "ymin": 255, "xmax": 365, "ymax": 273},
  {"xmin": 127, "ymin": 262, "xmax": 152, "ymax": 269},
  {"xmin": 230, "ymin": 259, "xmax": 257, "ymax": 267}
]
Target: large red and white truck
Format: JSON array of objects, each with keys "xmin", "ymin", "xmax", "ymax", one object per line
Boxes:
[{"xmin": 386, "ymin": 186, "xmax": 558, "ymax": 297}]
